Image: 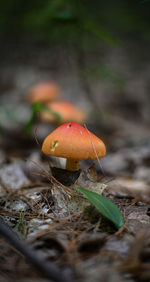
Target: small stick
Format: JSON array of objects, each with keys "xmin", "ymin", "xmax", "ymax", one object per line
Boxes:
[{"xmin": 0, "ymin": 217, "xmax": 73, "ymax": 282}]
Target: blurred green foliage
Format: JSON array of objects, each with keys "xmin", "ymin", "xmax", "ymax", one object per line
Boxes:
[
  {"xmin": 25, "ymin": 102, "xmax": 61, "ymax": 135},
  {"xmin": 15, "ymin": 211, "xmax": 27, "ymax": 238},
  {"xmin": 0, "ymin": 0, "xmax": 150, "ymax": 44},
  {"xmin": 85, "ymin": 65, "xmax": 123, "ymax": 84}
]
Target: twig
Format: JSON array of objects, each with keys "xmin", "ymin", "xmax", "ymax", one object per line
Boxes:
[{"xmin": 0, "ymin": 216, "xmax": 74, "ymax": 282}]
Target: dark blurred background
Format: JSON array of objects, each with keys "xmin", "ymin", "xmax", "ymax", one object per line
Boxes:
[{"xmin": 0, "ymin": 0, "xmax": 150, "ymax": 149}]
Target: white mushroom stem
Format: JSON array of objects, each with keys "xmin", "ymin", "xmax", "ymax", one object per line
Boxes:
[{"xmin": 66, "ymin": 158, "xmax": 80, "ymax": 171}]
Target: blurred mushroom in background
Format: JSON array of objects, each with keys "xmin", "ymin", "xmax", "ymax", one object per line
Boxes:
[{"xmin": 27, "ymin": 81, "xmax": 61, "ymax": 104}]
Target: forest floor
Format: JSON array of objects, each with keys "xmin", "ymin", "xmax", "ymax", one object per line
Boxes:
[{"xmin": 0, "ymin": 38, "xmax": 150, "ymax": 282}]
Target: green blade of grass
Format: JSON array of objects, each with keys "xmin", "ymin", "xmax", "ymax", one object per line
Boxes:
[
  {"xmin": 32, "ymin": 102, "xmax": 61, "ymax": 121},
  {"xmin": 76, "ymin": 186, "xmax": 125, "ymax": 229},
  {"xmin": 25, "ymin": 102, "xmax": 62, "ymax": 134}
]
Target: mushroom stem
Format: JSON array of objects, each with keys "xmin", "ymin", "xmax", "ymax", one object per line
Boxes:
[{"xmin": 66, "ymin": 159, "xmax": 80, "ymax": 171}]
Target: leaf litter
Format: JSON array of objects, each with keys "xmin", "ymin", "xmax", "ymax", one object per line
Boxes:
[{"xmin": 0, "ymin": 139, "xmax": 150, "ymax": 282}]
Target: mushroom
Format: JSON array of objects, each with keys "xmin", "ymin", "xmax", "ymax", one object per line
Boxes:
[
  {"xmin": 42, "ymin": 122, "xmax": 106, "ymax": 171},
  {"xmin": 27, "ymin": 81, "xmax": 60, "ymax": 104},
  {"xmin": 41, "ymin": 101, "xmax": 86, "ymax": 124}
]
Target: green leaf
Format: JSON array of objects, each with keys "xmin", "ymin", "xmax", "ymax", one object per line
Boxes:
[
  {"xmin": 76, "ymin": 186, "xmax": 125, "ymax": 229},
  {"xmin": 32, "ymin": 102, "xmax": 61, "ymax": 121},
  {"xmin": 24, "ymin": 102, "xmax": 62, "ymax": 135},
  {"xmin": 24, "ymin": 112, "xmax": 35, "ymax": 135}
]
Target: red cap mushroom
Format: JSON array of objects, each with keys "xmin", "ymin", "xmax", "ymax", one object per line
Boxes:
[
  {"xmin": 27, "ymin": 81, "xmax": 60, "ymax": 104},
  {"xmin": 41, "ymin": 101, "xmax": 86, "ymax": 124},
  {"xmin": 42, "ymin": 122, "xmax": 106, "ymax": 171}
]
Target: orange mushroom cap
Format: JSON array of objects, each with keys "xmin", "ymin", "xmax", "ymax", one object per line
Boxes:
[
  {"xmin": 27, "ymin": 81, "xmax": 60, "ymax": 104},
  {"xmin": 42, "ymin": 122, "xmax": 106, "ymax": 160},
  {"xmin": 41, "ymin": 101, "xmax": 86, "ymax": 124}
]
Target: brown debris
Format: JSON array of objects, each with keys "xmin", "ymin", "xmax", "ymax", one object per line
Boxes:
[{"xmin": 119, "ymin": 230, "xmax": 150, "ymax": 281}]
